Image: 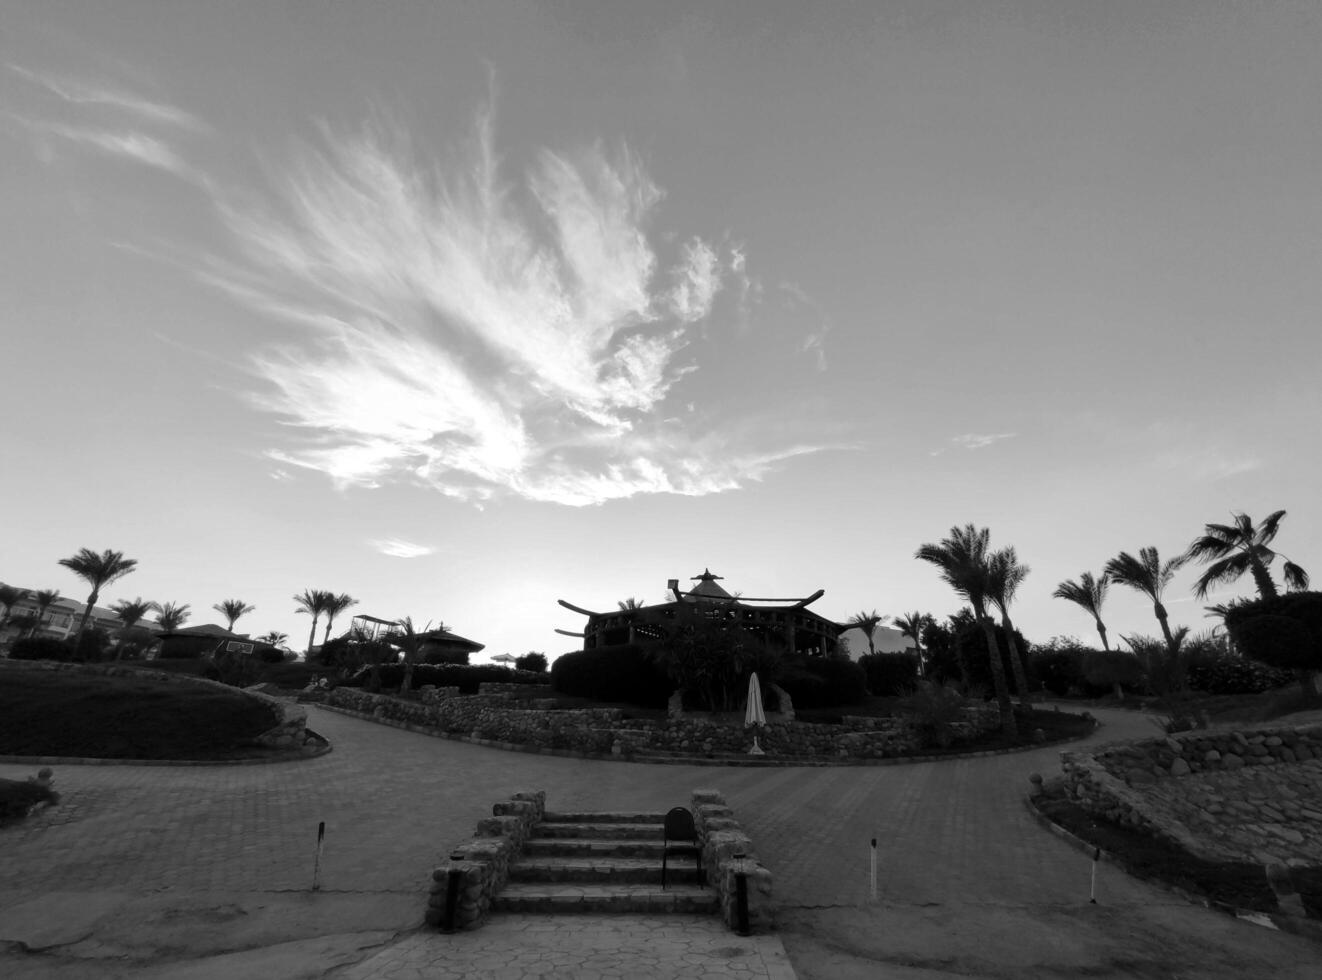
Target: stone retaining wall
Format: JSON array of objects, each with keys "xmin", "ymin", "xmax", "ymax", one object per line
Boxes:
[
  {"xmin": 327, "ymin": 686, "xmax": 1002, "ymax": 760},
  {"xmin": 691, "ymin": 789, "xmax": 774, "ymax": 932},
  {"xmin": 1060, "ymin": 724, "xmax": 1322, "ymax": 864},
  {"xmin": 0, "ymin": 660, "xmax": 307, "ymax": 749},
  {"xmin": 425, "ymin": 790, "xmax": 546, "ymax": 930}
]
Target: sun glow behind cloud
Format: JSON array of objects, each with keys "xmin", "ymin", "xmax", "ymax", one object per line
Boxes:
[{"xmin": 216, "ymin": 112, "xmax": 824, "ymax": 505}]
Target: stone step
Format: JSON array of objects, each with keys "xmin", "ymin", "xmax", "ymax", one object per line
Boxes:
[
  {"xmin": 542, "ymin": 811, "xmax": 665, "ymax": 825},
  {"xmin": 510, "ymin": 856, "xmax": 701, "ymax": 886},
  {"xmin": 523, "ymin": 838, "xmax": 668, "ymax": 859},
  {"xmin": 493, "ymin": 883, "xmax": 717, "ymax": 915},
  {"xmin": 533, "ymin": 822, "xmax": 665, "ymax": 840}
]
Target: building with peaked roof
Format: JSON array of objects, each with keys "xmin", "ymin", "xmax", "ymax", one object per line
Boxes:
[
  {"xmin": 557, "ymin": 568, "xmax": 843, "ymax": 656},
  {"xmin": 0, "ymin": 588, "xmax": 162, "ymax": 648},
  {"xmin": 340, "ymin": 614, "xmax": 485, "ymax": 661}
]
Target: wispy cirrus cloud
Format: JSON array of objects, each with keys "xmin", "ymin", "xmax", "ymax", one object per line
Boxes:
[
  {"xmin": 17, "ymin": 117, "xmax": 202, "ymax": 181},
  {"xmin": 778, "ymin": 281, "xmax": 831, "ymax": 371},
  {"xmin": 8, "ymin": 64, "xmax": 207, "ymax": 132},
  {"xmin": 370, "ymin": 538, "xmax": 435, "ymax": 559},
  {"xmin": 951, "ymin": 432, "xmax": 1016, "ymax": 450},
  {"xmin": 212, "ymin": 109, "xmax": 832, "ymax": 505}
]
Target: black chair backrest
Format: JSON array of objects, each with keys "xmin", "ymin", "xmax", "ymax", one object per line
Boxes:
[{"xmin": 664, "ymin": 806, "xmax": 696, "ymax": 842}]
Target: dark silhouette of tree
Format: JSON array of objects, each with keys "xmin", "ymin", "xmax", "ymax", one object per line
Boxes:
[
  {"xmin": 212, "ymin": 599, "xmax": 255, "ymax": 631},
  {"xmin": 294, "ymin": 589, "xmax": 333, "ymax": 656},
  {"xmin": 1184, "ymin": 510, "xmax": 1309, "ymax": 600},
  {"xmin": 1104, "ymin": 547, "xmax": 1186, "ymax": 652},
  {"xmin": 109, "ymin": 597, "xmax": 159, "ymax": 659},
  {"xmin": 57, "ymin": 549, "xmax": 139, "ymax": 641},
  {"xmin": 155, "ymin": 601, "xmax": 191, "ymax": 633},
  {"xmin": 845, "ymin": 609, "xmax": 889, "ymax": 657},
  {"xmin": 986, "ymin": 547, "xmax": 1034, "ymax": 705},
  {"xmin": 322, "ymin": 593, "xmax": 359, "ymax": 644},
  {"xmin": 893, "ymin": 611, "xmax": 936, "ymax": 675},
  {"xmin": 1053, "ymin": 572, "xmax": 1111, "ymax": 651}
]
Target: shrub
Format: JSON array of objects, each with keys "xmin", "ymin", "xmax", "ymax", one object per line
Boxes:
[
  {"xmin": 954, "ymin": 622, "xmax": 1034, "ymax": 696},
  {"xmin": 550, "ymin": 645, "xmax": 671, "ymax": 708},
  {"xmin": 515, "ymin": 652, "xmax": 548, "ymax": 673},
  {"xmin": 0, "ymin": 777, "xmax": 58, "ymax": 824},
  {"xmin": 8, "ymin": 637, "xmax": 75, "ymax": 662},
  {"xmin": 1186, "ymin": 654, "xmax": 1292, "ymax": 695},
  {"xmin": 1081, "ymin": 650, "xmax": 1145, "ymax": 698},
  {"xmin": 776, "ymin": 657, "xmax": 867, "ymax": 709},
  {"xmin": 898, "ymin": 681, "xmax": 970, "ymax": 748},
  {"xmin": 72, "ymin": 628, "xmax": 111, "ymax": 663},
  {"xmin": 858, "ymin": 653, "xmax": 921, "ymax": 696},
  {"xmin": 345, "ymin": 662, "xmax": 540, "ymax": 694},
  {"xmin": 258, "ymin": 647, "xmax": 286, "ymax": 664},
  {"xmin": 1031, "ymin": 640, "xmax": 1091, "ymax": 696},
  {"xmin": 1225, "ymin": 593, "xmax": 1322, "ymax": 693}
]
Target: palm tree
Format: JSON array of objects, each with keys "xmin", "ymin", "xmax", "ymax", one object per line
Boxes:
[
  {"xmin": 1053, "ymin": 572, "xmax": 1111, "ymax": 652},
  {"xmin": 321, "ymin": 593, "xmax": 359, "ymax": 644},
  {"xmin": 155, "ymin": 601, "xmax": 191, "ymax": 633},
  {"xmin": 1104, "ymin": 547, "xmax": 1187, "ymax": 652},
  {"xmin": 109, "ymin": 597, "xmax": 159, "ymax": 659},
  {"xmin": 845, "ymin": 609, "xmax": 889, "ymax": 657},
  {"xmin": 294, "ymin": 589, "xmax": 333, "ymax": 656},
  {"xmin": 257, "ymin": 630, "xmax": 289, "ymax": 647},
  {"xmin": 893, "ymin": 611, "xmax": 936, "ymax": 675},
  {"xmin": 0, "ymin": 584, "xmax": 29, "ymax": 634},
  {"xmin": 986, "ymin": 547, "xmax": 1033, "ymax": 706},
  {"xmin": 212, "ymin": 599, "xmax": 256, "ymax": 632},
  {"xmin": 618, "ymin": 598, "xmax": 646, "ymax": 644},
  {"xmin": 393, "ymin": 616, "xmax": 427, "ymax": 693},
  {"xmin": 915, "ymin": 524, "xmax": 1016, "ymax": 735},
  {"xmin": 1184, "ymin": 510, "xmax": 1309, "ymax": 600},
  {"xmin": 25, "ymin": 589, "xmax": 62, "ymax": 638},
  {"xmin": 57, "ymin": 548, "xmax": 139, "ymax": 641}
]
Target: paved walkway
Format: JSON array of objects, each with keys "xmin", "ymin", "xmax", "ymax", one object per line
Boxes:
[{"xmin": 2, "ymin": 704, "xmax": 1320, "ymax": 978}]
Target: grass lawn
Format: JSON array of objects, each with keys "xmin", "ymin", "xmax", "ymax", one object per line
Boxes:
[
  {"xmin": 1034, "ymin": 788, "xmax": 1322, "ymax": 919},
  {"xmin": 0, "ymin": 670, "xmax": 281, "ymax": 760}
]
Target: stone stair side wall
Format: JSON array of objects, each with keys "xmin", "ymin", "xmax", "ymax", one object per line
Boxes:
[
  {"xmin": 425, "ymin": 789, "xmax": 546, "ymax": 930},
  {"xmin": 0, "ymin": 659, "xmax": 307, "ymax": 749},
  {"xmin": 690, "ymin": 789, "xmax": 774, "ymax": 932}
]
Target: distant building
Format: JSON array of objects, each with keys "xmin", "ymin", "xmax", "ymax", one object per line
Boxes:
[
  {"xmin": 557, "ymin": 568, "xmax": 843, "ymax": 656},
  {"xmin": 156, "ymin": 623, "xmax": 273, "ymax": 659},
  {"xmin": 0, "ymin": 587, "xmax": 162, "ymax": 647}
]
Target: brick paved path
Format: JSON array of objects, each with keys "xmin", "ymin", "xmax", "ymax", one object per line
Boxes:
[{"xmin": 3, "ymin": 704, "xmax": 1319, "ymax": 978}]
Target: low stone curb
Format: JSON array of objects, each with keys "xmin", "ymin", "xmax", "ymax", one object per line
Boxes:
[
  {"xmin": 1023, "ymin": 792, "xmax": 1322, "ymax": 941},
  {"xmin": 0, "ymin": 733, "xmax": 333, "ymax": 768},
  {"xmin": 316, "ymin": 702, "xmax": 1097, "ymax": 767}
]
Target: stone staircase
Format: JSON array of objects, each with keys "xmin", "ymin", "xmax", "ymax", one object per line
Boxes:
[{"xmin": 494, "ymin": 810, "xmax": 717, "ymax": 915}]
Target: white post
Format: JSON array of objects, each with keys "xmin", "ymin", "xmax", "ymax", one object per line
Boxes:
[{"xmin": 1089, "ymin": 846, "xmax": 1099, "ymax": 904}]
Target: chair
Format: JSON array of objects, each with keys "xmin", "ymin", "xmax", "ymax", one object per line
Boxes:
[{"xmin": 661, "ymin": 806, "xmax": 703, "ymax": 889}]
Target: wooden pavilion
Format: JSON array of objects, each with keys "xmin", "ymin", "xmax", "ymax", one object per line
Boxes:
[{"xmin": 557, "ymin": 568, "xmax": 842, "ymax": 656}]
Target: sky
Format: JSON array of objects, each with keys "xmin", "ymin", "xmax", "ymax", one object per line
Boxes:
[{"xmin": 3, "ymin": 1, "xmax": 1320, "ymax": 661}]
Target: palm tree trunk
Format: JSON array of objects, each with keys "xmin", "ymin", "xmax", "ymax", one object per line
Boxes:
[
  {"xmin": 1153, "ymin": 602, "xmax": 1175, "ymax": 650},
  {"xmin": 1249, "ymin": 558, "xmax": 1279, "ymax": 600},
  {"xmin": 1093, "ymin": 617, "xmax": 1110, "ymax": 652},
  {"xmin": 976, "ymin": 606, "xmax": 1017, "ymax": 735},
  {"xmin": 323, "ymin": 615, "xmax": 336, "ymax": 645},
  {"xmin": 75, "ymin": 589, "xmax": 100, "ymax": 642},
  {"xmin": 1001, "ymin": 614, "xmax": 1033, "ymax": 707},
  {"xmin": 307, "ymin": 617, "xmax": 320, "ymax": 657}
]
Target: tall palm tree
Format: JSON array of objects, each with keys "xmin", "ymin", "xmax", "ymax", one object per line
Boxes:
[
  {"xmin": 393, "ymin": 616, "xmax": 427, "ymax": 693},
  {"xmin": 1053, "ymin": 572, "xmax": 1111, "ymax": 651},
  {"xmin": 212, "ymin": 599, "xmax": 256, "ymax": 632},
  {"xmin": 257, "ymin": 630, "xmax": 289, "ymax": 648},
  {"xmin": 109, "ymin": 597, "xmax": 159, "ymax": 659},
  {"xmin": 25, "ymin": 589, "xmax": 62, "ymax": 638},
  {"xmin": 294, "ymin": 589, "xmax": 333, "ymax": 656},
  {"xmin": 1184, "ymin": 510, "xmax": 1309, "ymax": 600},
  {"xmin": 322, "ymin": 593, "xmax": 359, "ymax": 644},
  {"xmin": 0, "ymin": 584, "xmax": 28, "ymax": 634},
  {"xmin": 915, "ymin": 524, "xmax": 1017, "ymax": 735},
  {"xmin": 986, "ymin": 547, "xmax": 1033, "ymax": 706},
  {"xmin": 1104, "ymin": 547, "xmax": 1187, "ymax": 652},
  {"xmin": 893, "ymin": 611, "xmax": 936, "ymax": 675},
  {"xmin": 155, "ymin": 601, "xmax": 191, "ymax": 633},
  {"xmin": 57, "ymin": 548, "xmax": 139, "ymax": 641},
  {"xmin": 845, "ymin": 609, "xmax": 889, "ymax": 657}
]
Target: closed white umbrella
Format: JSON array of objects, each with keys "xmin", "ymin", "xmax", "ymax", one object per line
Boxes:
[{"xmin": 745, "ymin": 672, "xmax": 767, "ymax": 755}]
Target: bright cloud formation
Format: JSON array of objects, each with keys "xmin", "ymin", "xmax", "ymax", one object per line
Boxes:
[
  {"xmin": 371, "ymin": 538, "xmax": 436, "ymax": 559},
  {"xmin": 220, "ymin": 112, "xmax": 822, "ymax": 504}
]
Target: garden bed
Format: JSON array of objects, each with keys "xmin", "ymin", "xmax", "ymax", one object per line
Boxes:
[
  {"xmin": 0, "ymin": 669, "xmax": 284, "ymax": 761},
  {"xmin": 1032, "ymin": 788, "xmax": 1322, "ymax": 918}
]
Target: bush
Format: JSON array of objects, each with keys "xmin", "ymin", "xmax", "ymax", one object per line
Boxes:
[
  {"xmin": 258, "ymin": 647, "xmax": 286, "ymax": 664},
  {"xmin": 1031, "ymin": 641, "xmax": 1091, "ymax": 696},
  {"xmin": 858, "ymin": 653, "xmax": 921, "ymax": 696},
  {"xmin": 344, "ymin": 662, "xmax": 541, "ymax": 694},
  {"xmin": 776, "ymin": 657, "xmax": 867, "ymax": 709},
  {"xmin": 1187, "ymin": 653, "xmax": 1293, "ymax": 695},
  {"xmin": 954, "ymin": 622, "xmax": 1034, "ymax": 696},
  {"xmin": 1225, "ymin": 592, "xmax": 1322, "ymax": 692},
  {"xmin": 0, "ymin": 777, "xmax": 58, "ymax": 824},
  {"xmin": 516, "ymin": 652, "xmax": 548, "ymax": 673},
  {"xmin": 1081, "ymin": 650, "xmax": 1145, "ymax": 698},
  {"xmin": 550, "ymin": 645, "xmax": 672, "ymax": 708},
  {"xmin": 898, "ymin": 681, "xmax": 970, "ymax": 748},
  {"xmin": 8, "ymin": 637, "xmax": 75, "ymax": 662}
]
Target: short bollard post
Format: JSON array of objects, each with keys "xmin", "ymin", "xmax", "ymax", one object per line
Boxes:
[
  {"xmin": 732, "ymin": 853, "xmax": 750, "ymax": 936},
  {"xmin": 440, "ymin": 852, "xmax": 466, "ymax": 933}
]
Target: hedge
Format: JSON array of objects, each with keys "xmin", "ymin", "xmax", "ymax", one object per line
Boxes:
[
  {"xmin": 858, "ymin": 652, "xmax": 921, "ymax": 696},
  {"xmin": 343, "ymin": 662, "xmax": 542, "ymax": 693},
  {"xmin": 1186, "ymin": 654, "xmax": 1292, "ymax": 695},
  {"xmin": 550, "ymin": 645, "xmax": 671, "ymax": 708},
  {"xmin": 776, "ymin": 657, "xmax": 867, "ymax": 709}
]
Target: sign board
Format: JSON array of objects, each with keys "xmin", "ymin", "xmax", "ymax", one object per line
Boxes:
[{"xmin": 226, "ymin": 641, "xmax": 254, "ymax": 655}]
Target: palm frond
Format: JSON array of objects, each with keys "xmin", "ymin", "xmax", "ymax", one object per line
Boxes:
[{"xmin": 1283, "ymin": 560, "xmax": 1310, "ymax": 592}]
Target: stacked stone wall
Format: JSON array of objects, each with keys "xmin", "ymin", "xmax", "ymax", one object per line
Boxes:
[
  {"xmin": 425, "ymin": 790, "xmax": 546, "ymax": 930},
  {"xmin": 690, "ymin": 789, "xmax": 774, "ymax": 932},
  {"xmin": 1060, "ymin": 724, "xmax": 1322, "ymax": 864}
]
